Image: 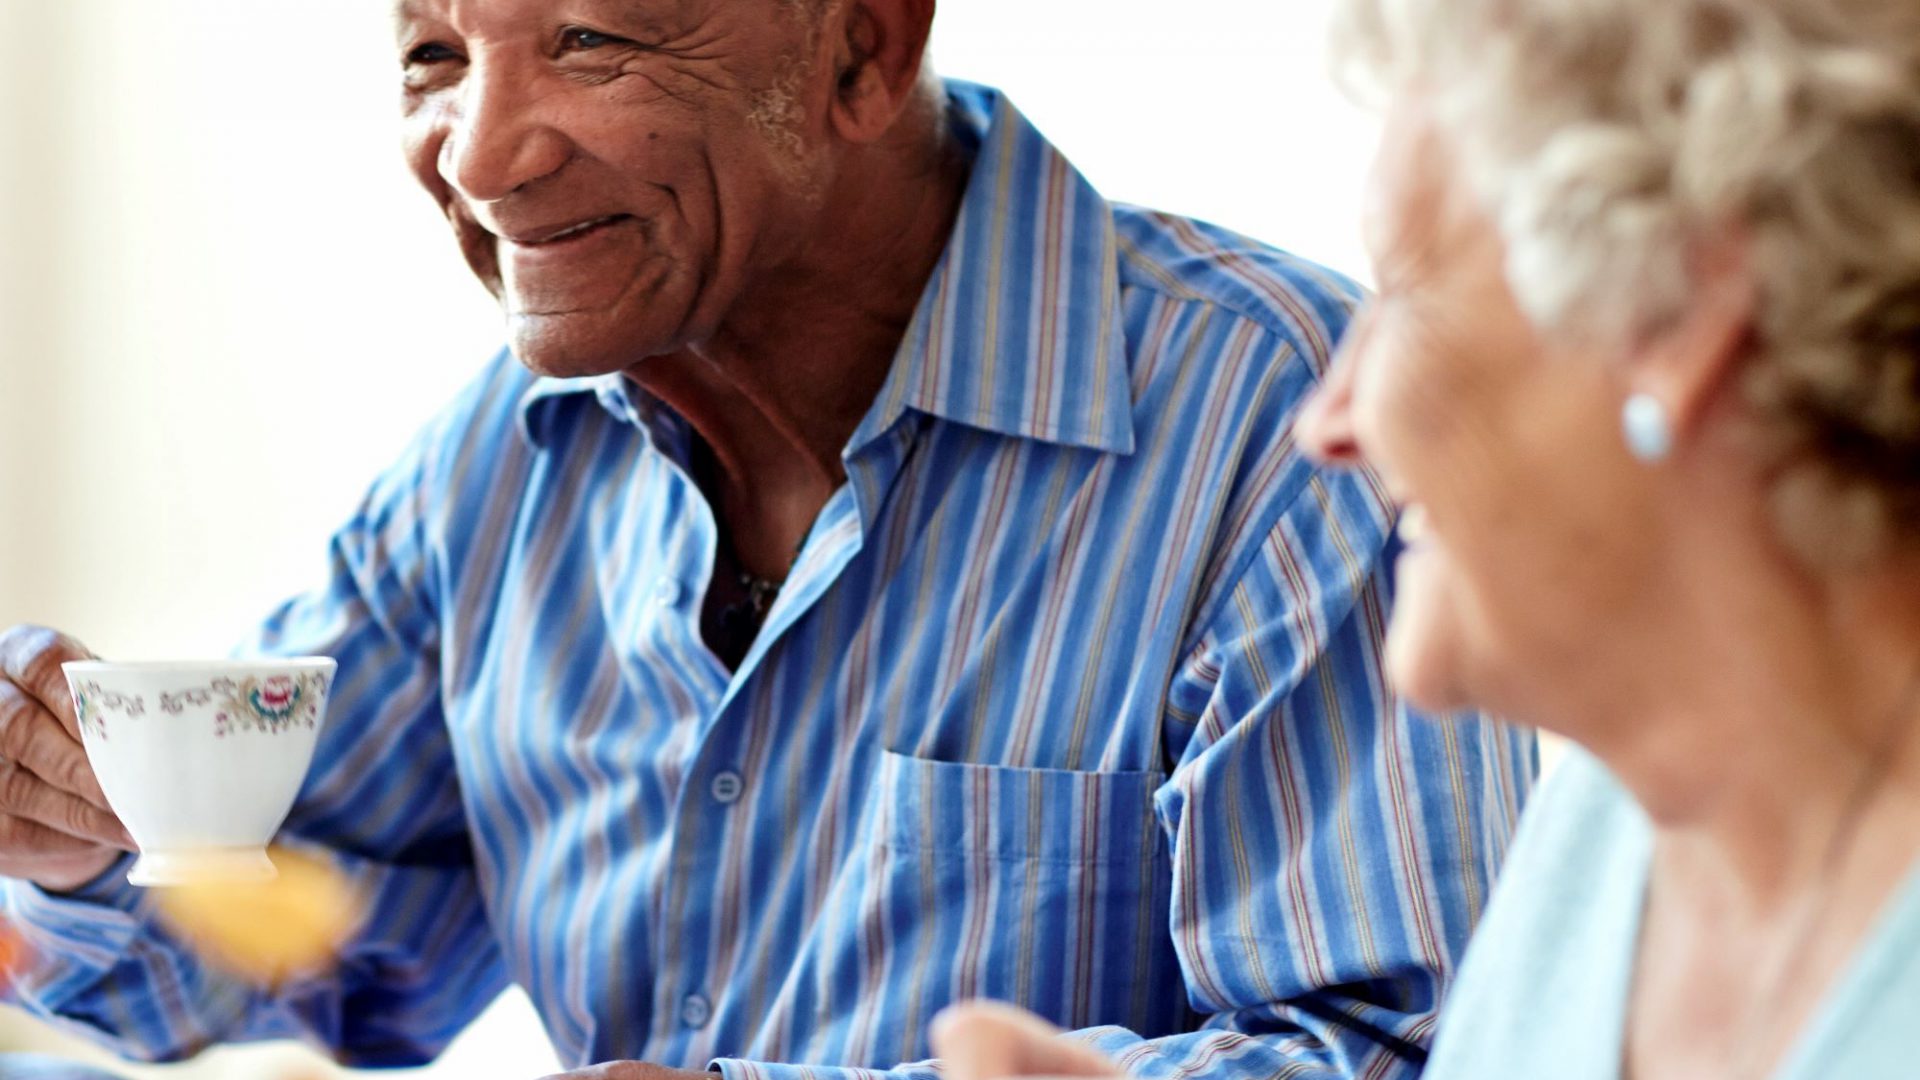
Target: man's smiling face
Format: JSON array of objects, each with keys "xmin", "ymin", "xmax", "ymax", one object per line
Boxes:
[{"xmin": 396, "ymin": 0, "xmax": 835, "ymax": 377}]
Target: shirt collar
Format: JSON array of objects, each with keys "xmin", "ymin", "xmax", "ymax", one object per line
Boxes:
[
  {"xmin": 517, "ymin": 372, "xmax": 649, "ymax": 449},
  {"xmin": 847, "ymin": 81, "xmax": 1134, "ymax": 456},
  {"xmin": 516, "ymin": 80, "xmax": 1135, "ymax": 458}
]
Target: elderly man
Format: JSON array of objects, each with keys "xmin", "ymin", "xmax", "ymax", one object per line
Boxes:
[{"xmin": 0, "ymin": 1, "xmax": 1531, "ymax": 1078}]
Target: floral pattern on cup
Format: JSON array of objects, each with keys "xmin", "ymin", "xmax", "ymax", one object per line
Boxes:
[
  {"xmin": 162, "ymin": 674, "xmax": 328, "ymax": 738},
  {"xmin": 76, "ymin": 673, "xmax": 328, "ymax": 740},
  {"xmin": 73, "ymin": 684, "xmax": 147, "ymax": 741}
]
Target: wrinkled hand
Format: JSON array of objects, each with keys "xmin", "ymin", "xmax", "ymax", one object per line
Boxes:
[
  {"xmin": 540, "ymin": 1065, "xmax": 718, "ymax": 1080},
  {"xmin": 933, "ymin": 1002, "xmax": 1123, "ymax": 1080},
  {"xmin": 0, "ymin": 625, "xmax": 136, "ymax": 892}
]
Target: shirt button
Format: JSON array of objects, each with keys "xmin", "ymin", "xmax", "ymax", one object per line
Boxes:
[
  {"xmin": 653, "ymin": 579, "xmax": 683, "ymax": 608},
  {"xmin": 710, "ymin": 770, "xmax": 744, "ymax": 805},
  {"xmin": 680, "ymin": 992, "xmax": 712, "ymax": 1029}
]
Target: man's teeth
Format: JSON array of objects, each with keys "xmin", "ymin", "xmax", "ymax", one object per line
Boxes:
[{"xmin": 536, "ymin": 218, "xmax": 614, "ymax": 243}]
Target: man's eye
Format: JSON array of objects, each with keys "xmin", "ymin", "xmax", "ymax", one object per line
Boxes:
[
  {"xmin": 559, "ymin": 27, "xmax": 628, "ymax": 52},
  {"xmin": 404, "ymin": 42, "xmax": 462, "ymax": 66}
]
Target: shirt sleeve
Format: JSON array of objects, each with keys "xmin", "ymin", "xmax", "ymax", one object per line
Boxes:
[
  {"xmin": 712, "ymin": 463, "xmax": 1537, "ymax": 1080},
  {"xmin": 0, "ymin": 365, "xmax": 514, "ymax": 1068}
]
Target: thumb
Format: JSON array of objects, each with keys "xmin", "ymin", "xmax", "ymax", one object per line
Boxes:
[{"xmin": 932, "ymin": 1002, "xmax": 1121, "ymax": 1080}]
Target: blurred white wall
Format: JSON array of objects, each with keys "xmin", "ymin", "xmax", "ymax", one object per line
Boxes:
[{"xmin": 0, "ymin": 2, "xmax": 1378, "ymax": 1077}]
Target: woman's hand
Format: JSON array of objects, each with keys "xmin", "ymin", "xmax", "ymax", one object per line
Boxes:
[{"xmin": 932, "ymin": 1003, "xmax": 1124, "ymax": 1080}]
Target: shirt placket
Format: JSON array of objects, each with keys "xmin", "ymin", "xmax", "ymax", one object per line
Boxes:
[{"xmin": 648, "ymin": 416, "xmax": 924, "ymax": 1055}]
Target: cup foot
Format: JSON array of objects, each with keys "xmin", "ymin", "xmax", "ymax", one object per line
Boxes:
[{"xmin": 128, "ymin": 849, "xmax": 278, "ymax": 887}]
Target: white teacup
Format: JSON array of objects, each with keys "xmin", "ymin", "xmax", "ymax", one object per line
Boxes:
[{"xmin": 61, "ymin": 658, "xmax": 336, "ymax": 887}]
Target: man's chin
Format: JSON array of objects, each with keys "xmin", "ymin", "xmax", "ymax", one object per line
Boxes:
[
  {"xmin": 504, "ymin": 311, "xmax": 667, "ymax": 380},
  {"xmin": 1385, "ymin": 612, "xmax": 1476, "ymax": 717}
]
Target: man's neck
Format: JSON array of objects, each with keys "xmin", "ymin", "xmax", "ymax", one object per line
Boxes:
[{"xmin": 627, "ymin": 94, "xmax": 971, "ymax": 571}]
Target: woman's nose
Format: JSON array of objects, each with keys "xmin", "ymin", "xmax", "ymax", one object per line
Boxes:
[{"xmin": 1296, "ymin": 328, "xmax": 1367, "ymax": 468}]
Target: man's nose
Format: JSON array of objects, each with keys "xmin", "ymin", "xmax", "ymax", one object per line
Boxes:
[
  {"xmin": 440, "ymin": 64, "xmax": 571, "ymax": 204},
  {"xmin": 1295, "ymin": 320, "xmax": 1367, "ymax": 468}
]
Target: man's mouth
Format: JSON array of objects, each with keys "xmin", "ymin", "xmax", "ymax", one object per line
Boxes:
[{"xmin": 500, "ymin": 214, "xmax": 635, "ymax": 247}]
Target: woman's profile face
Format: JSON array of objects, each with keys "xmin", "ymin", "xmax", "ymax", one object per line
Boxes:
[{"xmin": 1299, "ymin": 102, "xmax": 1660, "ymax": 724}]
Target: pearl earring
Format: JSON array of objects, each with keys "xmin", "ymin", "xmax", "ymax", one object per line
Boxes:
[{"xmin": 1621, "ymin": 393, "xmax": 1673, "ymax": 464}]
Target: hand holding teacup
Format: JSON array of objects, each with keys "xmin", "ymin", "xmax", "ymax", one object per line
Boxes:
[
  {"xmin": 0, "ymin": 626, "xmax": 135, "ymax": 892},
  {"xmin": 0, "ymin": 622, "xmax": 338, "ymax": 894},
  {"xmin": 1, "ymin": 627, "xmax": 360, "ymax": 983}
]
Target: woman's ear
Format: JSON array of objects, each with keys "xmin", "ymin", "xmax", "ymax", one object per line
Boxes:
[
  {"xmin": 825, "ymin": 0, "xmax": 937, "ymax": 144},
  {"xmin": 1623, "ymin": 229, "xmax": 1757, "ymax": 451}
]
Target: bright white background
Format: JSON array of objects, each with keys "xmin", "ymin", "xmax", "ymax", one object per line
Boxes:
[{"xmin": 0, "ymin": 1, "xmax": 1377, "ymax": 1076}]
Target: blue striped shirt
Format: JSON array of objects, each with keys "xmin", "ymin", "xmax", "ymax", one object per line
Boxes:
[{"xmin": 2, "ymin": 81, "xmax": 1534, "ymax": 1079}]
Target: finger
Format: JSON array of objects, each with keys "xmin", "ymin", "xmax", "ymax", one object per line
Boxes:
[
  {"xmin": 0, "ymin": 812, "xmax": 118, "ymax": 862},
  {"xmin": 0, "ymin": 759, "xmax": 134, "ymax": 849},
  {"xmin": 0, "ymin": 815, "xmax": 123, "ymax": 892},
  {"xmin": 0, "ymin": 680, "xmax": 112, "ymax": 809},
  {"xmin": 0, "ymin": 626, "xmax": 96, "ymax": 743},
  {"xmin": 933, "ymin": 1003, "xmax": 1122, "ymax": 1080}
]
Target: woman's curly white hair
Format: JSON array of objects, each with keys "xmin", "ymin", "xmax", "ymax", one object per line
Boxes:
[{"xmin": 1335, "ymin": 0, "xmax": 1920, "ymax": 563}]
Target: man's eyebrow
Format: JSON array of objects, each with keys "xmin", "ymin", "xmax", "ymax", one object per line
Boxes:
[
  {"xmin": 390, "ymin": 0, "xmax": 679, "ymax": 40},
  {"xmin": 580, "ymin": 0, "xmax": 682, "ymax": 30}
]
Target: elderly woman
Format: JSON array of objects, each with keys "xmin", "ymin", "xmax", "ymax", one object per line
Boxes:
[{"xmin": 932, "ymin": 0, "xmax": 1920, "ymax": 1076}]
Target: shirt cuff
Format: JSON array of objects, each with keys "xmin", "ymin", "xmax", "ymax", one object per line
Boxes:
[
  {"xmin": 712, "ymin": 1058, "xmax": 945, "ymax": 1080},
  {"xmin": 1, "ymin": 857, "xmax": 146, "ymax": 1008}
]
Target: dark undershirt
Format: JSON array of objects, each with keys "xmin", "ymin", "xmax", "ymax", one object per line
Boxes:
[{"xmin": 689, "ymin": 438, "xmax": 783, "ymax": 672}]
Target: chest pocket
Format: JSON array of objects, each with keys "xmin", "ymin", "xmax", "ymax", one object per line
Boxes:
[{"xmin": 857, "ymin": 749, "xmax": 1183, "ymax": 1039}]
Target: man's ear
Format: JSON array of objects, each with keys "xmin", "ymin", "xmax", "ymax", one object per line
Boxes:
[
  {"xmin": 1625, "ymin": 229, "xmax": 1757, "ymax": 449},
  {"xmin": 825, "ymin": 0, "xmax": 936, "ymax": 144}
]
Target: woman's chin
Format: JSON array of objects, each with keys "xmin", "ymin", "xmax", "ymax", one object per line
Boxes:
[{"xmin": 1385, "ymin": 610, "xmax": 1477, "ymax": 716}]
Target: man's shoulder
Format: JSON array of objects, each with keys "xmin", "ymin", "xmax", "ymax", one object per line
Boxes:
[
  {"xmin": 375, "ymin": 347, "xmax": 542, "ymax": 508},
  {"xmin": 416, "ymin": 347, "xmax": 544, "ymax": 456},
  {"xmin": 1095, "ymin": 206, "xmax": 1389, "ymax": 610},
  {"xmin": 1109, "ymin": 204, "xmax": 1366, "ymax": 368}
]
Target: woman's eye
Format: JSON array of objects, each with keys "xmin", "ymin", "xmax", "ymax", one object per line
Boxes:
[
  {"xmin": 559, "ymin": 27, "xmax": 627, "ymax": 52},
  {"xmin": 404, "ymin": 42, "xmax": 462, "ymax": 66}
]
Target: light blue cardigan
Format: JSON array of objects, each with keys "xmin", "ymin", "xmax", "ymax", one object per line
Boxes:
[{"xmin": 1425, "ymin": 747, "xmax": 1920, "ymax": 1078}]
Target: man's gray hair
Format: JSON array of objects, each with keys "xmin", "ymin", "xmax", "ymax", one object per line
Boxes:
[{"xmin": 1336, "ymin": 0, "xmax": 1920, "ymax": 563}]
